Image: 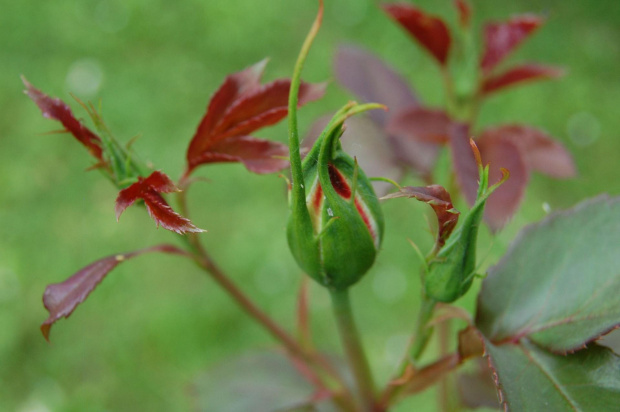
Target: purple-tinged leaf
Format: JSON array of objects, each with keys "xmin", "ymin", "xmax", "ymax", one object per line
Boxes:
[
  {"xmin": 480, "ymin": 15, "xmax": 544, "ymax": 72},
  {"xmin": 333, "ymin": 46, "xmax": 440, "ymax": 176},
  {"xmin": 478, "ymin": 125, "xmax": 576, "ymax": 178},
  {"xmin": 448, "ymin": 122, "xmax": 479, "ymax": 206},
  {"xmin": 450, "ymin": 124, "xmax": 528, "ymax": 231},
  {"xmin": 383, "ymin": 185, "xmax": 459, "ymax": 248},
  {"xmin": 481, "ymin": 64, "xmax": 565, "ymax": 95},
  {"xmin": 22, "ymin": 76, "xmax": 104, "ymax": 162},
  {"xmin": 454, "ymin": 0, "xmax": 471, "ymax": 28},
  {"xmin": 115, "ymin": 171, "xmax": 205, "ymax": 234},
  {"xmin": 387, "ymin": 107, "xmax": 451, "ymax": 144},
  {"xmin": 186, "ymin": 61, "xmax": 325, "ymax": 175},
  {"xmin": 476, "ymin": 136, "xmax": 528, "ymax": 231},
  {"xmin": 477, "ymin": 195, "xmax": 620, "ymax": 353},
  {"xmin": 383, "ymin": 3, "xmax": 452, "ymax": 66},
  {"xmin": 41, "ymin": 244, "xmax": 189, "ymax": 341},
  {"xmin": 334, "ymin": 45, "xmax": 419, "ymax": 126}
]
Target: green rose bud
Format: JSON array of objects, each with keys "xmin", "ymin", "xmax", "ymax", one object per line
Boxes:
[
  {"xmin": 425, "ymin": 141, "xmax": 508, "ymax": 302},
  {"xmin": 287, "ymin": 103, "xmax": 385, "ymax": 290}
]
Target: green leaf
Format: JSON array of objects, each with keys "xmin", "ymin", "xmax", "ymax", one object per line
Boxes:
[
  {"xmin": 476, "ymin": 195, "xmax": 620, "ymax": 352},
  {"xmin": 191, "ymin": 351, "xmax": 337, "ymax": 412},
  {"xmin": 484, "ymin": 339, "xmax": 620, "ymax": 411}
]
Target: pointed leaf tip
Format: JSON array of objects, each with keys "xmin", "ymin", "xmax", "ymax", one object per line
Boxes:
[
  {"xmin": 22, "ymin": 77, "xmax": 104, "ymax": 162},
  {"xmin": 383, "ymin": 3, "xmax": 452, "ymax": 66},
  {"xmin": 469, "ymin": 139, "xmax": 482, "ymax": 168},
  {"xmin": 481, "ymin": 14, "xmax": 545, "ymax": 72}
]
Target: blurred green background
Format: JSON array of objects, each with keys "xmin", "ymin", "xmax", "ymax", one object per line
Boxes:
[{"xmin": 1, "ymin": 0, "xmax": 618, "ymax": 410}]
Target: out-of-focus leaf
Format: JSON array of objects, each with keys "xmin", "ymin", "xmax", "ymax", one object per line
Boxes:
[
  {"xmin": 484, "ymin": 339, "xmax": 620, "ymax": 411},
  {"xmin": 41, "ymin": 245, "xmax": 188, "ymax": 340},
  {"xmin": 22, "ymin": 76, "xmax": 104, "ymax": 162},
  {"xmin": 387, "ymin": 107, "xmax": 451, "ymax": 144},
  {"xmin": 304, "ymin": 115, "xmax": 403, "ymax": 195},
  {"xmin": 476, "ymin": 136, "xmax": 528, "ymax": 231},
  {"xmin": 476, "ymin": 195, "xmax": 620, "ymax": 353},
  {"xmin": 478, "ymin": 125, "xmax": 576, "ymax": 179},
  {"xmin": 186, "ymin": 61, "xmax": 325, "ymax": 175},
  {"xmin": 334, "ymin": 45, "xmax": 419, "ymax": 127},
  {"xmin": 480, "ymin": 15, "xmax": 544, "ymax": 72},
  {"xmin": 451, "ymin": 125, "xmax": 528, "ymax": 231},
  {"xmin": 481, "ymin": 64, "xmax": 565, "ymax": 95},
  {"xmin": 115, "ymin": 171, "xmax": 205, "ymax": 234},
  {"xmin": 454, "ymin": 0, "xmax": 471, "ymax": 28},
  {"xmin": 383, "ymin": 3, "xmax": 451, "ymax": 66},
  {"xmin": 333, "ymin": 46, "xmax": 439, "ymax": 176},
  {"xmin": 448, "ymin": 122, "xmax": 479, "ymax": 206},
  {"xmin": 458, "ymin": 358, "xmax": 501, "ymax": 409},
  {"xmin": 383, "ymin": 185, "xmax": 459, "ymax": 247},
  {"xmin": 191, "ymin": 351, "xmax": 338, "ymax": 412}
]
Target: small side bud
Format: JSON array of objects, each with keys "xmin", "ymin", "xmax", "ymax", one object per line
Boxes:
[{"xmin": 424, "ymin": 150, "xmax": 509, "ymax": 302}]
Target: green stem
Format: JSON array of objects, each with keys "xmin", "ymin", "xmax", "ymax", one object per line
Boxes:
[
  {"xmin": 176, "ymin": 189, "xmax": 355, "ymax": 410},
  {"xmin": 330, "ymin": 289, "xmax": 377, "ymax": 412},
  {"xmin": 287, "ymin": 0, "xmax": 323, "ymax": 206},
  {"xmin": 410, "ymin": 296, "xmax": 437, "ymax": 361}
]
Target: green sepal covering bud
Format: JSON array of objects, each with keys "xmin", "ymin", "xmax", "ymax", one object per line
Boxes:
[
  {"xmin": 425, "ymin": 142, "xmax": 509, "ymax": 302},
  {"xmin": 287, "ymin": 103, "xmax": 385, "ymax": 290}
]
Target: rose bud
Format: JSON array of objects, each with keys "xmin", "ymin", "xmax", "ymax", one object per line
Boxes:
[{"xmin": 287, "ymin": 102, "xmax": 385, "ymax": 290}]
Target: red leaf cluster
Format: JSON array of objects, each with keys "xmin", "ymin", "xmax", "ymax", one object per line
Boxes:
[
  {"xmin": 22, "ymin": 77, "xmax": 104, "ymax": 163},
  {"xmin": 382, "ymin": 4, "xmax": 451, "ymax": 66},
  {"xmin": 186, "ymin": 60, "xmax": 325, "ymax": 176},
  {"xmin": 41, "ymin": 245, "xmax": 189, "ymax": 341},
  {"xmin": 115, "ymin": 171, "xmax": 205, "ymax": 234}
]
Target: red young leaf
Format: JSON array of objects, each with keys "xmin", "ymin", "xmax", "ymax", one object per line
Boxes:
[
  {"xmin": 481, "ymin": 64, "xmax": 565, "ymax": 95},
  {"xmin": 478, "ymin": 125, "xmax": 576, "ymax": 178},
  {"xmin": 202, "ymin": 136, "xmax": 289, "ymax": 174},
  {"xmin": 454, "ymin": 0, "xmax": 471, "ymax": 28},
  {"xmin": 383, "ymin": 185, "xmax": 459, "ymax": 247},
  {"xmin": 383, "ymin": 3, "xmax": 452, "ymax": 66},
  {"xmin": 186, "ymin": 61, "xmax": 325, "ymax": 175},
  {"xmin": 41, "ymin": 244, "xmax": 189, "ymax": 340},
  {"xmin": 387, "ymin": 107, "xmax": 452, "ymax": 144},
  {"xmin": 115, "ymin": 171, "xmax": 205, "ymax": 234},
  {"xmin": 22, "ymin": 76, "xmax": 104, "ymax": 162},
  {"xmin": 480, "ymin": 14, "xmax": 544, "ymax": 72}
]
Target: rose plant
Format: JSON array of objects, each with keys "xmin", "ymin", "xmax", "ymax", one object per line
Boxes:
[{"xmin": 22, "ymin": 1, "xmax": 620, "ymax": 411}]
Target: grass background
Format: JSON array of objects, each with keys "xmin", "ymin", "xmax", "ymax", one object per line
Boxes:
[{"xmin": 0, "ymin": 0, "xmax": 618, "ymax": 410}]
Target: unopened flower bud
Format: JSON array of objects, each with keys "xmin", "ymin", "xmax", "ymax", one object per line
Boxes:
[{"xmin": 287, "ymin": 103, "xmax": 385, "ymax": 290}]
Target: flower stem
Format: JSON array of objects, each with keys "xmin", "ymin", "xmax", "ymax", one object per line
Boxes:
[{"xmin": 330, "ymin": 288, "xmax": 378, "ymax": 412}]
